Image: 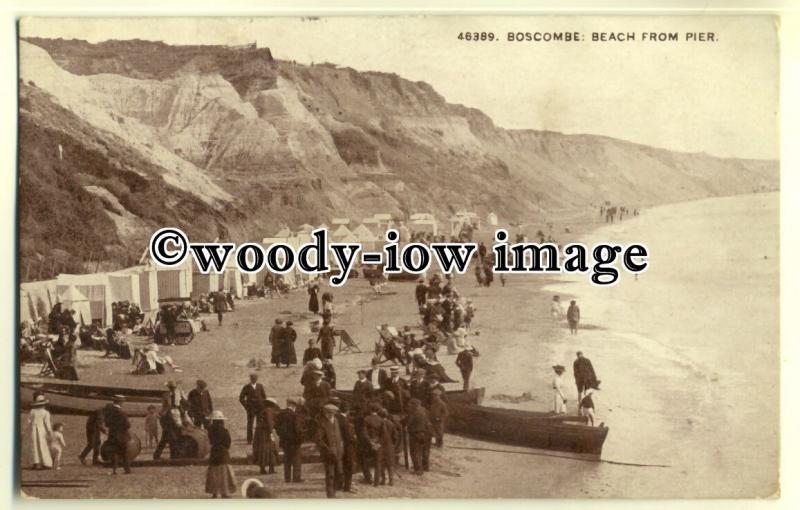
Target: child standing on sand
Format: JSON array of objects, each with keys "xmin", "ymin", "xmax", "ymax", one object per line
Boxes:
[
  {"xmin": 145, "ymin": 405, "xmax": 160, "ymax": 447},
  {"xmin": 49, "ymin": 422, "xmax": 66, "ymax": 470}
]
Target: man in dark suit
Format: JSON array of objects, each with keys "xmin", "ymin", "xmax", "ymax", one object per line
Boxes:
[
  {"xmin": 78, "ymin": 404, "xmax": 109, "ymax": 465},
  {"xmin": 333, "ymin": 400, "xmax": 358, "ymax": 493},
  {"xmin": 352, "ymin": 369, "xmax": 374, "ymax": 416},
  {"xmin": 415, "ymin": 278, "xmax": 428, "ymax": 307},
  {"xmin": 573, "ymin": 351, "xmax": 598, "ymax": 401},
  {"xmin": 153, "ymin": 380, "xmax": 187, "ymax": 460},
  {"xmin": 366, "ymin": 357, "xmax": 388, "ymax": 396},
  {"xmin": 408, "ymin": 370, "xmax": 427, "ymax": 402},
  {"xmin": 315, "ymin": 404, "xmax": 344, "ymax": 498},
  {"xmin": 303, "ymin": 370, "xmax": 331, "ymax": 419},
  {"xmin": 239, "ymin": 374, "xmax": 267, "ymax": 443},
  {"xmin": 383, "ymin": 366, "xmax": 409, "ymax": 414},
  {"xmin": 187, "ymin": 379, "xmax": 213, "ymax": 429},
  {"xmin": 105, "ymin": 395, "xmax": 132, "ymax": 474},
  {"xmin": 405, "ymin": 398, "xmax": 433, "ymax": 475},
  {"xmin": 275, "ymin": 398, "xmax": 306, "ymax": 483}
]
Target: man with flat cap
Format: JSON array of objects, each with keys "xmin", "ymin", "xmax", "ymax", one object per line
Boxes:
[
  {"xmin": 105, "ymin": 395, "xmax": 132, "ymax": 474},
  {"xmin": 315, "ymin": 404, "xmax": 344, "ymax": 498},
  {"xmin": 239, "ymin": 374, "xmax": 267, "ymax": 444}
]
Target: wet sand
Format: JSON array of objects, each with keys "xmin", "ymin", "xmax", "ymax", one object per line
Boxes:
[{"xmin": 19, "ymin": 193, "xmax": 779, "ymax": 498}]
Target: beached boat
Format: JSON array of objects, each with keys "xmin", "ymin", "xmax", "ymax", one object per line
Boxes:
[
  {"xmin": 446, "ymin": 403, "xmax": 609, "ymax": 457},
  {"xmin": 333, "ymin": 386, "xmax": 607, "ymax": 457},
  {"xmin": 19, "ymin": 377, "xmax": 163, "ymax": 417}
]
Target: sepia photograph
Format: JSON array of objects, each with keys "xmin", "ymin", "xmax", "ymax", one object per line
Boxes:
[{"xmin": 15, "ymin": 14, "xmax": 780, "ymax": 499}]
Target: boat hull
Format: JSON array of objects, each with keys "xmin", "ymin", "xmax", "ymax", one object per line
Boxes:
[
  {"xmin": 447, "ymin": 403, "xmax": 609, "ymax": 457},
  {"xmin": 20, "ymin": 379, "xmax": 163, "ymax": 417}
]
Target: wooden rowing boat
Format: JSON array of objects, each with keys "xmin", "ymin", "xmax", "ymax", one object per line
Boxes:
[
  {"xmin": 447, "ymin": 402, "xmax": 609, "ymax": 457},
  {"xmin": 19, "ymin": 377, "xmax": 163, "ymax": 417},
  {"xmin": 333, "ymin": 385, "xmax": 607, "ymax": 457}
]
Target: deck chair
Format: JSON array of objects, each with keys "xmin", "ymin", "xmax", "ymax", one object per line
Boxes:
[
  {"xmin": 335, "ymin": 329, "xmax": 361, "ymax": 354},
  {"xmin": 38, "ymin": 348, "xmax": 59, "ymax": 377}
]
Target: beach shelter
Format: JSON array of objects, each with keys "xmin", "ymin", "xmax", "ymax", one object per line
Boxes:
[
  {"xmin": 353, "ymin": 224, "xmax": 379, "ymax": 251},
  {"xmin": 56, "ymin": 273, "xmax": 111, "ymax": 325},
  {"xmin": 20, "ymin": 289, "xmax": 35, "ymax": 324},
  {"xmin": 21, "ymin": 279, "xmax": 58, "ymax": 322},
  {"xmin": 58, "ymin": 285, "xmax": 93, "ymax": 326},
  {"xmin": 108, "ymin": 271, "xmax": 140, "ymax": 306},
  {"xmin": 136, "ymin": 268, "xmax": 159, "ymax": 312},
  {"xmin": 331, "ymin": 224, "xmax": 356, "ymax": 241},
  {"xmin": 487, "ymin": 212, "xmax": 498, "ymax": 226},
  {"xmin": 191, "ymin": 272, "xmax": 220, "ymax": 299}
]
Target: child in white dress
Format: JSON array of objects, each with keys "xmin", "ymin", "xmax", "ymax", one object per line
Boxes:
[{"xmin": 551, "ymin": 365, "xmax": 567, "ymax": 414}]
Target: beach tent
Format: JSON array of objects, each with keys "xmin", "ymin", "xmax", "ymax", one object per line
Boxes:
[
  {"xmin": 20, "ymin": 289, "xmax": 35, "ymax": 324},
  {"xmin": 222, "ymin": 257, "xmax": 244, "ymax": 298},
  {"xmin": 136, "ymin": 268, "xmax": 159, "ymax": 312},
  {"xmin": 108, "ymin": 271, "xmax": 140, "ymax": 306},
  {"xmin": 331, "ymin": 224, "xmax": 356, "ymax": 241},
  {"xmin": 20, "ymin": 279, "xmax": 58, "ymax": 322},
  {"xmin": 353, "ymin": 224, "xmax": 379, "ymax": 251},
  {"xmin": 487, "ymin": 212, "xmax": 498, "ymax": 226},
  {"xmin": 192, "ymin": 272, "xmax": 220, "ymax": 298},
  {"xmin": 58, "ymin": 285, "xmax": 93, "ymax": 326},
  {"xmin": 56, "ymin": 273, "xmax": 111, "ymax": 325}
]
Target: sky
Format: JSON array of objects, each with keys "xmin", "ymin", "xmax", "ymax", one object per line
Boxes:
[{"xmin": 20, "ymin": 16, "xmax": 780, "ymax": 160}]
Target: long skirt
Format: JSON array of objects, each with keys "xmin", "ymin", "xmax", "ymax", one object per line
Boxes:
[
  {"xmin": 252, "ymin": 434, "xmax": 277, "ymax": 470},
  {"xmin": 205, "ymin": 464, "xmax": 237, "ymax": 496}
]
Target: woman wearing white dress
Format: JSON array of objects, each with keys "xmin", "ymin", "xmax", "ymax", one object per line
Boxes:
[
  {"xmin": 28, "ymin": 394, "xmax": 53, "ymax": 469},
  {"xmin": 550, "ymin": 295, "xmax": 564, "ymax": 324},
  {"xmin": 551, "ymin": 365, "xmax": 567, "ymax": 414}
]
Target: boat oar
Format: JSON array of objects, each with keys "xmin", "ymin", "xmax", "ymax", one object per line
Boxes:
[{"xmin": 448, "ymin": 445, "xmax": 671, "ymax": 468}]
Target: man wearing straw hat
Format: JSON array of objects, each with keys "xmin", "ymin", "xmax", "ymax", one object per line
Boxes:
[{"xmin": 106, "ymin": 395, "xmax": 132, "ymax": 474}]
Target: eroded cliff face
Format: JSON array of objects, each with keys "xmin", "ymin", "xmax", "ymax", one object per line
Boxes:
[{"xmin": 18, "ymin": 38, "xmax": 778, "ymax": 278}]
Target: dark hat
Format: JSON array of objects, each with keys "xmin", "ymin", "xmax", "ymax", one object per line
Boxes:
[
  {"xmin": 357, "ymin": 369, "xmax": 367, "ymax": 375},
  {"xmin": 275, "ymin": 319, "xmax": 283, "ymax": 324},
  {"xmin": 165, "ymin": 380, "xmax": 177, "ymax": 388},
  {"xmin": 286, "ymin": 320, "xmax": 294, "ymax": 326},
  {"xmin": 196, "ymin": 379, "xmax": 207, "ymax": 388},
  {"xmin": 552, "ymin": 364, "xmax": 565, "ymax": 371},
  {"xmin": 369, "ymin": 402, "xmax": 382, "ymax": 413}
]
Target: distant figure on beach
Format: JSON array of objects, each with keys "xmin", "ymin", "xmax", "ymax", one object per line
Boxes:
[
  {"xmin": 269, "ymin": 319, "xmax": 284, "ymax": 368},
  {"xmin": 308, "ymin": 282, "xmax": 320, "ymax": 314},
  {"xmin": 550, "ymin": 295, "xmax": 564, "ymax": 323},
  {"xmin": 573, "ymin": 351, "xmax": 599, "ymax": 404},
  {"xmin": 144, "ymin": 405, "xmax": 159, "ymax": 447},
  {"xmin": 566, "ymin": 300, "xmax": 580, "ymax": 335},
  {"xmin": 214, "ymin": 293, "xmax": 226, "ymax": 326},
  {"xmin": 551, "ymin": 364, "xmax": 567, "ymax": 414}
]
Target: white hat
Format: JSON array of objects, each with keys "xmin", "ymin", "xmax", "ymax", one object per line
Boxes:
[
  {"xmin": 241, "ymin": 478, "xmax": 264, "ymax": 498},
  {"xmin": 209, "ymin": 410, "xmax": 227, "ymax": 421},
  {"xmin": 31, "ymin": 394, "xmax": 49, "ymax": 406}
]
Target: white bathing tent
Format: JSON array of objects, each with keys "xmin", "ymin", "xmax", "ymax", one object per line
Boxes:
[
  {"xmin": 20, "ymin": 278, "xmax": 58, "ymax": 323},
  {"xmin": 331, "ymin": 224, "xmax": 356, "ymax": 242},
  {"xmin": 57, "ymin": 285, "xmax": 93, "ymax": 326},
  {"xmin": 353, "ymin": 224, "xmax": 379, "ymax": 251}
]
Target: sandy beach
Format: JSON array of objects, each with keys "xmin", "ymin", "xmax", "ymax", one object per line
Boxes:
[{"xmin": 19, "ymin": 192, "xmax": 779, "ymax": 499}]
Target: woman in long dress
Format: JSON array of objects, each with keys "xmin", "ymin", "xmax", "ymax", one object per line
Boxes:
[
  {"xmin": 29, "ymin": 395, "xmax": 53, "ymax": 469},
  {"xmin": 551, "ymin": 365, "xmax": 567, "ymax": 414},
  {"xmin": 205, "ymin": 411, "xmax": 237, "ymax": 498},
  {"xmin": 251, "ymin": 400, "xmax": 278, "ymax": 474},
  {"xmin": 280, "ymin": 321, "xmax": 298, "ymax": 367},
  {"xmin": 307, "ymin": 283, "xmax": 320, "ymax": 314}
]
